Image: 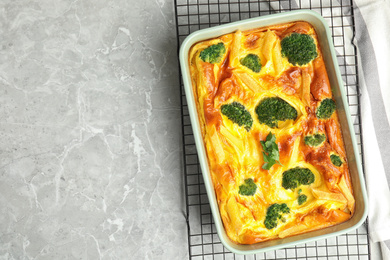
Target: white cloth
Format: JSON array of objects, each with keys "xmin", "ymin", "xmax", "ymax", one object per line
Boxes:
[{"xmin": 354, "ymin": 0, "xmax": 390, "ymax": 259}]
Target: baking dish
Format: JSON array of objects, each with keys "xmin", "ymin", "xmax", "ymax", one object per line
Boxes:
[{"xmin": 179, "ymin": 10, "xmax": 368, "ymax": 254}]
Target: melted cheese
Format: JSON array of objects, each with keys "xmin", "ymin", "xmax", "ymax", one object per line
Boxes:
[{"xmin": 189, "ymin": 21, "xmax": 354, "ymax": 245}]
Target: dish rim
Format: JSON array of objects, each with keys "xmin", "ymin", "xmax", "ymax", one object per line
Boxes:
[{"xmin": 179, "ymin": 9, "xmax": 368, "ymax": 255}]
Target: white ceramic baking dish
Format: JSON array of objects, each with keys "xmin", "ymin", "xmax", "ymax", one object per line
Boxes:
[{"xmin": 179, "ymin": 10, "xmax": 368, "ymax": 255}]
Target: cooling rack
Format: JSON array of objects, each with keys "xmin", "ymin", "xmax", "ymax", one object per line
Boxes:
[{"xmin": 174, "ymin": 0, "xmax": 370, "ymax": 259}]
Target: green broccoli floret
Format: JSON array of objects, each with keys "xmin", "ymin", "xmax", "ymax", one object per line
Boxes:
[
  {"xmin": 282, "ymin": 167, "xmax": 315, "ymax": 190},
  {"xmin": 238, "ymin": 178, "xmax": 257, "ymax": 196},
  {"xmin": 304, "ymin": 133, "xmax": 326, "ymax": 147},
  {"xmin": 240, "ymin": 54, "xmax": 262, "ymax": 73},
  {"xmin": 255, "ymin": 97, "xmax": 298, "ymax": 128},
  {"xmin": 281, "ymin": 33, "xmax": 318, "ymax": 66},
  {"xmin": 221, "ymin": 102, "xmax": 253, "ymax": 131},
  {"xmin": 199, "ymin": 42, "xmax": 226, "ymax": 64},
  {"xmin": 316, "ymin": 98, "xmax": 336, "ymax": 119},
  {"xmin": 297, "ymin": 194, "xmax": 307, "ymax": 205},
  {"xmin": 260, "ymin": 132, "xmax": 282, "ymax": 170},
  {"xmin": 264, "ymin": 203, "xmax": 290, "ymax": 229},
  {"xmin": 330, "ymin": 154, "xmax": 343, "ymax": 167}
]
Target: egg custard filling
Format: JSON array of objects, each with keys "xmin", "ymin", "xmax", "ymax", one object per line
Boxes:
[{"xmin": 188, "ymin": 21, "xmax": 355, "ymax": 244}]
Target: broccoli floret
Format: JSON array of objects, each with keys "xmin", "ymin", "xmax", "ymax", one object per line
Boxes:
[
  {"xmin": 240, "ymin": 54, "xmax": 261, "ymax": 73},
  {"xmin": 260, "ymin": 132, "xmax": 282, "ymax": 170},
  {"xmin": 264, "ymin": 203, "xmax": 290, "ymax": 229},
  {"xmin": 199, "ymin": 42, "xmax": 226, "ymax": 64},
  {"xmin": 281, "ymin": 33, "xmax": 318, "ymax": 66},
  {"xmin": 282, "ymin": 167, "xmax": 315, "ymax": 190},
  {"xmin": 221, "ymin": 102, "xmax": 253, "ymax": 131},
  {"xmin": 238, "ymin": 178, "xmax": 257, "ymax": 196},
  {"xmin": 298, "ymin": 194, "xmax": 307, "ymax": 205},
  {"xmin": 316, "ymin": 98, "xmax": 336, "ymax": 119},
  {"xmin": 255, "ymin": 97, "xmax": 298, "ymax": 128},
  {"xmin": 330, "ymin": 154, "xmax": 343, "ymax": 167},
  {"xmin": 304, "ymin": 133, "xmax": 326, "ymax": 147}
]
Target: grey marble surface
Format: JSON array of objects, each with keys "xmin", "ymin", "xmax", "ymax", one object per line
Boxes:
[{"xmin": 0, "ymin": 0, "xmax": 188, "ymax": 259}]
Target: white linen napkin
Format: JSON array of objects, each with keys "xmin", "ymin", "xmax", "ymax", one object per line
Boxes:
[{"xmin": 353, "ymin": 0, "xmax": 390, "ymax": 258}]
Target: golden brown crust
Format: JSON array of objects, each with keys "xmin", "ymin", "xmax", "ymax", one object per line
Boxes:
[{"xmin": 189, "ymin": 21, "xmax": 354, "ymax": 245}]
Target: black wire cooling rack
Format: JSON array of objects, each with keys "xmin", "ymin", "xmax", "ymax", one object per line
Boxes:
[{"xmin": 174, "ymin": 0, "xmax": 370, "ymax": 259}]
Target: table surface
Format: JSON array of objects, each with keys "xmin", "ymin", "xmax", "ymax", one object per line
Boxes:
[{"xmin": 0, "ymin": 0, "xmax": 188, "ymax": 259}]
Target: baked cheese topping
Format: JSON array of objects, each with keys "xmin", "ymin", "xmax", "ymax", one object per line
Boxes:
[{"xmin": 189, "ymin": 21, "xmax": 355, "ymax": 244}]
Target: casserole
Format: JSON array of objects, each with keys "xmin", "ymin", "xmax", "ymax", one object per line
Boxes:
[{"xmin": 179, "ymin": 10, "xmax": 368, "ymax": 254}]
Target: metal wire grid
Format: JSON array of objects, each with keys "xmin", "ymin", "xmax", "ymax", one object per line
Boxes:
[{"xmin": 174, "ymin": 0, "xmax": 369, "ymax": 259}]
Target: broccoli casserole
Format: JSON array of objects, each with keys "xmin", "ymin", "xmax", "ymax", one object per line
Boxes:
[{"xmin": 188, "ymin": 21, "xmax": 355, "ymax": 244}]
